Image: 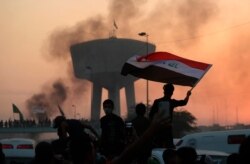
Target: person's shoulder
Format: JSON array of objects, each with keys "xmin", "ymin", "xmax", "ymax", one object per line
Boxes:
[
  {"xmin": 113, "ymin": 114, "xmax": 123, "ymax": 119},
  {"xmin": 154, "ymin": 97, "xmax": 165, "ymax": 102},
  {"xmin": 151, "ymin": 97, "xmax": 165, "ymax": 107},
  {"xmin": 112, "ymin": 114, "xmax": 124, "ymax": 122},
  {"xmin": 100, "ymin": 115, "xmax": 107, "ymax": 121},
  {"xmin": 66, "ymin": 119, "xmax": 81, "ymax": 124}
]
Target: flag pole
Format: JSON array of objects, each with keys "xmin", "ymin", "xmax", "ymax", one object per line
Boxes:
[
  {"xmin": 57, "ymin": 103, "xmax": 65, "ymax": 117},
  {"xmin": 190, "ymin": 64, "xmax": 212, "ymax": 91},
  {"xmin": 146, "ymin": 34, "xmax": 149, "ymax": 112},
  {"xmin": 12, "ymin": 103, "xmax": 15, "ymax": 120}
]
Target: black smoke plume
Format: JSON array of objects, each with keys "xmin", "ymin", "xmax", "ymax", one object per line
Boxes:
[{"xmin": 25, "ymin": 0, "xmax": 218, "ymax": 119}]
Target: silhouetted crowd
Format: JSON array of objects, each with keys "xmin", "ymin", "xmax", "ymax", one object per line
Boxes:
[
  {"xmin": 1, "ymin": 99, "xmax": 250, "ymax": 164},
  {"xmin": 0, "ymin": 118, "xmax": 52, "ymax": 128},
  {"xmin": 1, "ymin": 84, "xmax": 250, "ymax": 164}
]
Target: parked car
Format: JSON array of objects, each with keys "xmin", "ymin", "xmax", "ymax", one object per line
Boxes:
[
  {"xmin": 148, "ymin": 148, "xmax": 229, "ymax": 164},
  {"xmin": 176, "ymin": 129, "xmax": 250, "ymax": 154},
  {"xmin": 0, "ymin": 138, "xmax": 35, "ymax": 164}
]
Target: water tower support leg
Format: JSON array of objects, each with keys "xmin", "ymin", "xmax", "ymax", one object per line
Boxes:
[
  {"xmin": 125, "ymin": 81, "xmax": 136, "ymax": 116},
  {"xmin": 91, "ymin": 83, "xmax": 102, "ymax": 121},
  {"xmin": 108, "ymin": 85, "xmax": 120, "ymax": 116}
]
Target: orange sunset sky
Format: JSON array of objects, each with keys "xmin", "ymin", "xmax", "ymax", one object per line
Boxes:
[{"xmin": 0, "ymin": 0, "xmax": 250, "ymax": 125}]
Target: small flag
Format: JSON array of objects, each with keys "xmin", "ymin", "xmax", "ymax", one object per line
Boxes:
[
  {"xmin": 121, "ymin": 51, "xmax": 212, "ymax": 87},
  {"xmin": 12, "ymin": 104, "xmax": 24, "ymax": 121},
  {"xmin": 113, "ymin": 20, "xmax": 118, "ymax": 29},
  {"xmin": 12, "ymin": 104, "xmax": 21, "ymax": 113}
]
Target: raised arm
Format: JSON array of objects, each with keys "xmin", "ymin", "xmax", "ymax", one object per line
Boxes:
[
  {"xmin": 184, "ymin": 90, "xmax": 192, "ymax": 102},
  {"xmin": 83, "ymin": 123, "xmax": 100, "ymax": 139},
  {"xmin": 111, "ymin": 110, "xmax": 171, "ymax": 164}
]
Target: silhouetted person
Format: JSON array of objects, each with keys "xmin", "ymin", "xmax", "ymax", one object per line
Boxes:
[
  {"xmin": 100, "ymin": 99, "xmax": 125, "ymax": 160},
  {"xmin": 53, "ymin": 115, "xmax": 98, "ymax": 142},
  {"xmin": 149, "ymin": 83, "xmax": 191, "ymax": 148},
  {"xmin": 239, "ymin": 136, "xmax": 250, "ymax": 164},
  {"xmin": 162, "ymin": 149, "xmax": 177, "ymax": 164},
  {"xmin": 131, "ymin": 103, "xmax": 151, "ymax": 164},
  {"xmin": 131, "ymin": 103, "xmax": 150, "ymax": 137},
  {"xmin": 51, "ymin": 128, "xmax": 70, "ymax": 161},
  {"xmin": 197, "ymin": 155, "xmax": 213, "ymax": 164},
  {"xmin": 176, "ymin": 147, "xmax": 197, "ymax": 164},
  {"xmin": 111, "ymin": 111, "xmax": 171, "ymax": 164},
  {"xmin": 70, "ymin": 138, "xmax": 96, "ymax": 164},
  {"xmin": 227, "ymin": 153, "xmax": 240, "ymax": 164},
  {"xmin": 0, "ymin": 143, "xmax": 5, "ymax": 164},
  {"xmin": 31, "ymin": 141, "xmax": 55, "ymax": 164},
  {"xmin": 62, "ymin": 108, "xmax": 171, "ymax": 164}
]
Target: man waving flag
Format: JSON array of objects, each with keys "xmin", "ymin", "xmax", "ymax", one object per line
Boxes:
[{"xmin": 121, "ymin": 51, "xmax": 212, "ymax": 87}]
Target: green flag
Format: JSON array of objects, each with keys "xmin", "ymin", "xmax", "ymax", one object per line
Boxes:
[
  {"xmin": 12, "ymin": 104, "xmax": 20, "ymax": 113},
  {"xmin": 12, "ymin": 104, "xmax": 24, "ymax": 121}
]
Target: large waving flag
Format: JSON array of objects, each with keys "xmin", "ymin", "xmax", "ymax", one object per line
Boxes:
[{"xmin": 121, "ymin": 51, "xmax": 212, "ymax": 87}]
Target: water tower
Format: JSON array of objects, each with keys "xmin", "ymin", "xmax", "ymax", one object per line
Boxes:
[{"xmin": 70, "ymin": 37, "xmax": 155, "ymax": 120}]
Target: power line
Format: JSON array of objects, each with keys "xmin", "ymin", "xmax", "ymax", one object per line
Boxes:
[{"xmin": 155, "ymin": 20, "xmax": 250, "ymax": 45}]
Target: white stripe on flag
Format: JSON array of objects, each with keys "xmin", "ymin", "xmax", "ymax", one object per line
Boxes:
[
  {"xmin": 127, "ymin": 58, "xmax": 209, "ymax": 79},
  {"xmin": 121, "ymin": 51, "xmax": 212, "ymax": 87}
]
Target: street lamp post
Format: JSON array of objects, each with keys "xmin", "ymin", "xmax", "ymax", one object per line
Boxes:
[{"xmin": 138, "ymin": 32, "xmax": 149, "ymax": 111}]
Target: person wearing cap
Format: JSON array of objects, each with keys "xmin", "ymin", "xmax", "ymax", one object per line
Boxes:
[{"xmin": 149, "ymin": 83, "xmax": 191, "ymax": 148}]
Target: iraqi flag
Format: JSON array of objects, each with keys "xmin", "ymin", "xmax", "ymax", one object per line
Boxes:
[{"xmin": 121, "ymin": 51, "xmax": 212, "ymax": 87}]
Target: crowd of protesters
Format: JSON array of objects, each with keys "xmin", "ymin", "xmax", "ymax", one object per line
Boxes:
[
  {"xmin": 0, "ymin": 118, "xmax": 52, "ymax": 128},
  {"xmin": 29, "ymin": 98, "xmax": 250, "ymax": 164},
  {"xmin": 29, "ymin": 98, "xmax": 172, "ymax": 164},
  {"xmin": 1, "ymin": 84, "xmax": 250, "ymax": 164},
  {"xmin": 26, "ymin": 83, "xmax": 194, "ymax": 164}
]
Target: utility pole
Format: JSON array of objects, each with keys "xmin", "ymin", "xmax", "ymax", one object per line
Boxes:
[{"xmin": 138, "ymin": 32, "xmax": 149, "ymax": 111}]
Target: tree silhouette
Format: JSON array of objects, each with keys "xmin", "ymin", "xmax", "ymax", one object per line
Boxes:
[
  {"xmin": 126, "ymin": 106, "xmax": 198, "ymax": 138},
  {"xmin": 172, "ymin": 108, "xmax": 198, "ymax": 138}
]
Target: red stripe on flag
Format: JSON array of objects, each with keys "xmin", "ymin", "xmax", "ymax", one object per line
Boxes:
[{"xmin": 137, "ymin": 52, "xmax": 210, "ymax": 70}]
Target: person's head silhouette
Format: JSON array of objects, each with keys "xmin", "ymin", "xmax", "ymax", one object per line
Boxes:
[
  {"xmin": 163, "ymin": 83, "xmax": 174, "ymax": 98},
  {"xmin": 135, "ymin": 103, "xmax": 146, "ymax": 116},
  {"xmin": 103, "ymin": 99, "xmax": 114, "ymax": 115}
]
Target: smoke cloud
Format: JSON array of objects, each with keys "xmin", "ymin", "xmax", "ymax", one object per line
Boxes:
[
  {"xmin": 26, "ymin": 0, "xmax": 221, "ymax": 122},
  {"xmin": 26, "ymin": 80, "xmax": 68, "ymax": 117}
]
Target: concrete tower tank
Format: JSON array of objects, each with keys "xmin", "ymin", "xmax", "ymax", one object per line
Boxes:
[{"xmin": 70, "ymin": 37, "xmax": 156, "ymax": 121}]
